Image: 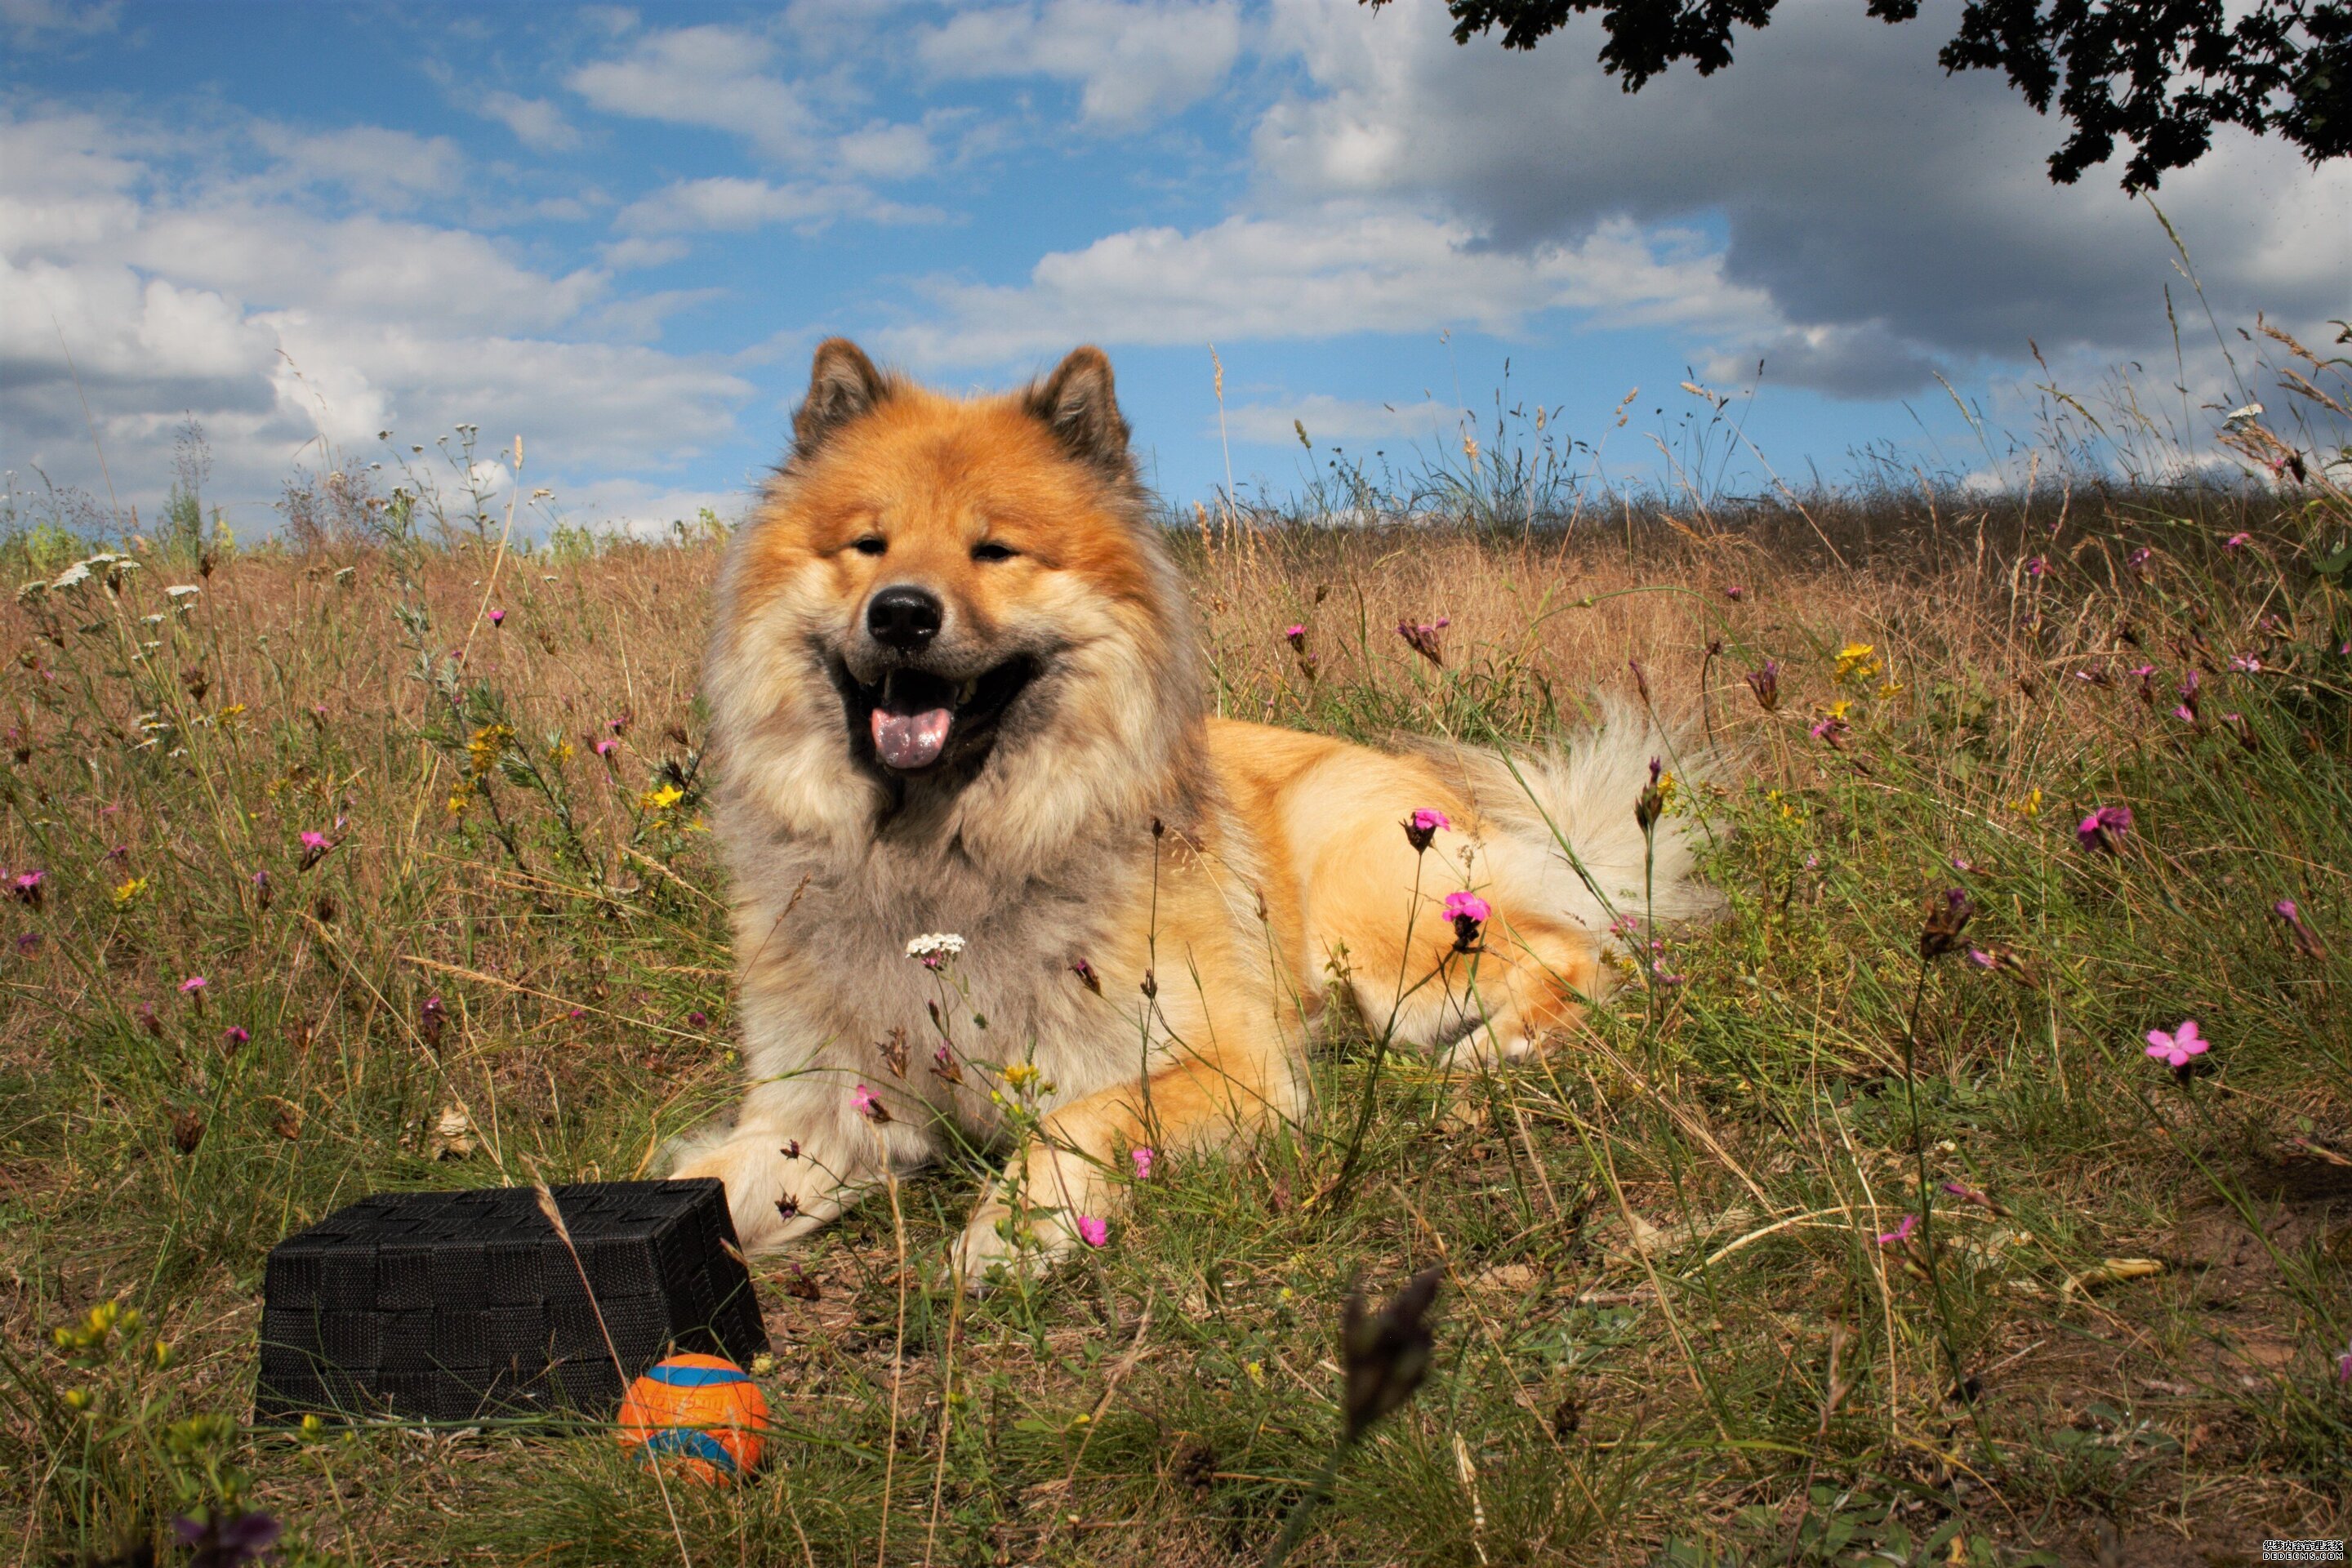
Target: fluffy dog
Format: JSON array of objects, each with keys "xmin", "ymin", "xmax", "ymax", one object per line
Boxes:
[{"xmin": 670, "ymin": 340, "xmax": 1713, "ymax": 1281}]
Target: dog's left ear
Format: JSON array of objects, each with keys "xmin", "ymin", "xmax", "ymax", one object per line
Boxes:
[{"xmin": 1026, "ymin": 346, "xmax": 1131, "ymax": 478}]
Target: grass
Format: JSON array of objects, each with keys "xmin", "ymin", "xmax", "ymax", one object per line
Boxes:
[{"xmin": 4, "ymin": 366, "xmax": 2350, "ymax": 1565}]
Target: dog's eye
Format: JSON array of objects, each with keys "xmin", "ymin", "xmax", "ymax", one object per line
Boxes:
[
  {"xmin": 971, "ymin": 541, "xmax": 1016, "ymax": 563},
  {"xmin": 851, "ymin": 536, "xmax": 887, "ymax": 557}
]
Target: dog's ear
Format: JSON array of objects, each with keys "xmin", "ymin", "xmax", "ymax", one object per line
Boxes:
[
  {"xmin": 793, "ymin": 338, "xmax": 891, "ymax": 459},
  {"xmin": 1026, "ymin": 346, "xmax": 1130, "ymax": 478}
]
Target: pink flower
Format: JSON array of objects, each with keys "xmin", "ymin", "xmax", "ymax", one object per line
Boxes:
[
  {"xmin": 1723, "ymin": 585, "xmax": 1744, "ymax": 601},
  {"xmin": 1076, "ymin": 1215, "xmax": 1109, "ymax": 1248},
  {"xmin": 1412, "ymin": 808, "xmax": 1450, "ymax": 833},
  {"xmin": 2076, "ymin": 805, "xmax": 2132, "ymax": 853},
  {"xmin": 300, "ymin": 831, "xmax": 329, "ymax": 851},
  {"xmin": 2274, "ymin": 898, "xmax": 2324, "ymax": 958},
  {"xmin": 1940, "ymin": 1181, "xmax": 1993, "ymax": 1211},
  {"xmin": 1130, "ymin": 1147, "xmax": 1155, "ymax": 1180},
  {"xmin": 9, "ymin": 870, "xmax": 42, "ymax": 906},
  {"xmin": 1443, "ymin": 890, "xmax": 1490, "ymax": 953},
  {"xmin": 852, "ymin": 1082, "xmax": 890, "ymax": 1122},
  {"xmin": 2024, "ymin": 556, "xmax": 2047, "ymax": 577},
  {"xmin": 222, "ymin": 1026, "xmax": 249, "ymax": 1048},
  {"xmin": 2144, "ymin": 1019, "xmax": 2208, "ymax": 1068},
  {"xmin": 2224, "ymin": 532, "xmax": 2251, "ymax": 550},
  {"xmin": 2229, "ymin": 655, "xmax": 2261, "ymax": 674},
  {"xmin": 1403, "ymin": 807, "xmax": 1450, "ymax": 852},
  {"xmin": 1876, "ymin": 1214, "xmax": 1918, "ymax": 1246},
  {"xmin": 1808, "ymin": 715, "xmax": 1848, "ymax": 748},
  {"xmin": 1967, "ymin": 948, "xmax": 1997, "ymax": 969},
  {"xmin": 489, "ymin": 608, "xmax": 506, "ymax": 626},
  {"xmin": 2338, "ymin": 1343, "xmax": 2351, "ymax": 1384},
  {"xmin": 593, "ymin": 737, "xmax": 617, "ymax": 757},
  {"xmin": 179, "ymin": 975, "xmax": 207, "ymax": 995},
  {"xmin": 1282, "ymin": 623, "xmax": 1307, "ymax": 648}
]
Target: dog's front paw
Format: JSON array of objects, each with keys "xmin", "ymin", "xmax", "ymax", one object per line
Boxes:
[
  {"xmin": 670, "ymin": 1134, "xmax": 835, "ymax": 1254},
  {"xmin": 941, "ymin": 1204, "xmax": 1074, "ymax": 1295}
]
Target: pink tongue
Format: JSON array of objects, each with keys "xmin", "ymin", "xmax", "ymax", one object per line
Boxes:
[{"xmin": 872, "ymin": 706, "xmax": 952, "ymax": 769}]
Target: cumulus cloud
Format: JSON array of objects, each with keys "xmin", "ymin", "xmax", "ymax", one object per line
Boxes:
[
  {"xmin": 616, "ymin": 176, "xmax": 942, "ymax": 235},
  {"xmin": 246, "ymin": 123, "xmax": 466, "ymax": 209},
  {"xmin": 1251, "ymin": 0, "xmax": 2350, "ymax": 397},
  {"xmin": 477, "ymin": 91, "xmax": 582, "ymax": 153},
  {"xmin": 875, "ymin": 207, "xmax": 1774, "ymax": 368},
  {"xmin": 0, "ymin": 111, "xmax": 752, "ymax": 524},
  {"xmin": 914, "ymin": 0, "xmax": 1244, "ymax": 129}
]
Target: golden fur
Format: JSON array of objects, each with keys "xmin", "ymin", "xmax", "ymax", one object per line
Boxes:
[{"xmin": 670, "ymin": 341, "xmax": 1712, "ymax": 1281}]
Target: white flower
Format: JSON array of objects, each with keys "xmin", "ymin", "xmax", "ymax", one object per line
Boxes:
[
  {"xmin": 166, "ymin": 584, "xmax": 201, "ymax": 600},
  {"xmin": 2223, "ymin": 402, "xmax": 2265, "ymax": 427},
  {"xmin": 905, "ymin": 933, "xmax": 967, "ymax": 960},
  {"xmin": 48, "ymin": 563, "xmax": 91, "ymax": 590}
]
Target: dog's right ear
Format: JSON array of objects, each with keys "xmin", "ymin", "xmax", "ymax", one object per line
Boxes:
[{"xmin": 792, "ymin": 338, "xmax": 891, "ymax": 459}]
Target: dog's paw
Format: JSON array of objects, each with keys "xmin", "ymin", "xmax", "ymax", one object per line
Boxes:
[
  {"xmin": 940, "ymin": 1205, "xmax": 1072, "ymax": 1295},
  {"xmin": 670, "ymin": 1135, "xmax": 835, "ymax": 1254}
]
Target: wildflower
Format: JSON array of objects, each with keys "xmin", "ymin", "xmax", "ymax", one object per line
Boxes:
[
  {"xmin": 2223, "ymin": 532, "xmax": 2251, "ymax": 550},
  {"xmin": 687, "ymin": 1009, "xmax": 709, "ymax": 1028},
  {"xmin": 1396, "ymin": 617, "xmax": 1449, "ymax": 666},
  {"xmin": 1950, "ymin": 855, "xmax": 1980, "ymax": 874},
  {"xmin": 1744, "ymin": 659, "xmax": 1780, "ymax": 712},
  {"xmin": 907, "ymin": 932, "xmax": 965, "ymax": 969},
  {"xmin": 1723, "ymin": 585, "xmax": 1744, "ymax": 601},
  {"xmin": 9, "ymin": 869, "xmax": 42, "ymax": 906},
  {"xmin": 2144, "ymin": 1019, "xmax": 2207, "ymax": 1070},
  {"xmin": 1069, "ymin": 956, "xmax": 1101, "ymax": 993},
  {"xmin": 298, "ymin": 830, "xmax": 332, "ymax": 871},
  {"xmin": 2128, "ymin": 546, "xmax": 2153, "ymax": 570},
  {"xmin": 173, "ymin": 1510, "xmax": 283, "ymax": 1566},
  {"xmin": 466, "ymin": 724, "xmax": 514, "ymax": 776},
  {"xmin": 488, "ymin": 608, "xmax": 506, "ymax": 626},
  {"xmin": 1131, "ymin": 1147, "xmax": 1156, "ymax": 1180},
  {"xmin": 2024, "ymin": 556, "xmax": 2047, "ymax": 578},
  {"xmin": 1076, "ymin": 1215, "xmax": 1110, "ymax": 1248},
  {"xmin": 419, "ymin": 995, "xmax": 446, "ymax": 1050},
  {"xmin": 1339, "ymin": 1266, "xmax": 1444, "ymax": 1442},
  {"xmin": 1940, "ymin": 1181, "xmax": 1997, "ymax": 1212},
  {"xmin": 607, "ymin": 715, "xmax": 630, "ymax": 734},
  {"xmin": 1876, "ymin": 1214, "xmax": 1918, "ymax": 1246},
  {"xmin": 1634, "ymin": 756, "xmax": 1667, "ymax": 831},
  {"xmin": 930, "ymin": 1041, "xmax": 963, "ymax": 1085},
  {"xmin": 2230, "ymin": 655, "xmax": 2261, "ymax": 674},
  {"xmin": 2337, "ymin": 1342, "xmax": 2351, "ymax": 1384},
  {"xmin": 222, "ymin": 1026, "xmax": 249, "ymax": 1050},
  {"xmin": 1808, "ymin": 713, "xmax": 1848, "ymax": 748},
  {"xmin": 850, "ymin": 1083, "xmax": 891, "ymax": 1123},
  {"xmin": 1833, "ymin": 642, "xmax": 1880, "ymax": 684},
  {"xmin": 1403, "ymin": 807, "xmax": 1450, "ymax": 853},
  {"xmin": 1002, "ymin": 1062, "xmax": 1039, "ymax": 1094},
  {"xmin": 1442, "ymin": 890, "xmax": 1490, "ymax": 952},
  {"xmin": 1283, "ymin": 623, "xmax": 1307, "ymax": 650},
  {"xmin": 593, "ymin": 737, "xmax": 617, "ymax": 758},
  {"xmin": 2134, "ymin": 665, "xmax": 2159, "ymax": 706},
  {"xmin": 1628, "ymin": 658, "xmax": 1651, "ymax": 705},
  {"xmin": 1919, "ymin": 888, "xmax": 1973, "ymax": 960},
  {"xmin": 639, "ymin": 783, "xmax": 684, "ymax": 813},
  {"xmin": 550, "ymin": 740, "xmax": 575, "ymax": 764},
  {"xmin": 2274, "ymin": 898, "xmax": 2324, "ymax": 958},
  {"xmin": 2076, "ymin": 805, "xmax": 2132, "ymax": 854},
  {"xmin": 2006, "ymin": 787, "xmax": 2042, "ymax": 817},
  {"xmin": 136, "ymin": 1003, "xmax": 162, "ymax": 1036},
  {"xmin": 179, "ymin": 975, "xmax": 208, "ymax": 996},
  {"xmin": 1967, "ymin": 947, "xmax": 1997, "ymax": 969}
]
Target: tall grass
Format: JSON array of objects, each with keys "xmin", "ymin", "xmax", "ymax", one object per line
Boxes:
[{"xmin": 2, "ymin": 341, "xmax": 2349, "ymax": 1565}]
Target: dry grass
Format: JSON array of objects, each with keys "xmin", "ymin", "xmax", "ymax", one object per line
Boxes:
[{"xmin": 3, "ymin": 452, "xmax": 2350, "ymax": 1566}]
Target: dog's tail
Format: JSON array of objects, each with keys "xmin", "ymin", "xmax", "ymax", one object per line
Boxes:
[{"xmin": 1423, "ymin": 703, "xmax": 1722, "ymax": 940}]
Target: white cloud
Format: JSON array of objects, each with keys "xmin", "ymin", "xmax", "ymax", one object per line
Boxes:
[
  {"xmin": 567, "ymin": 24, "xmax": 820, "ymax": 162},
  {"xmin": 478, "ymin": 91, "xmax": 582, "ymax": 153},
  {"xmin": 247, "ymin": 123, "xmax": 466, "ymax": 209},
  {"xmin": 0, "ymin": 112, "xmax": 753, "ymax": 525},
  {"xmin": 1, "ymin": 0, "xmax": 116, "ymax": 47},
  {"xmin": 616, "ymin": 176, "xmax": 943, "ymax": 235},
  {"xmin": 915, "ymin": 0, "xmax": 1243, "ymax": 129},
  {"xmin": 875, "ymin": 207, "xmax": 1773, "ymax": 367}
]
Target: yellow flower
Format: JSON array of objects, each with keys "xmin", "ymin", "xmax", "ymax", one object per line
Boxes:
[
  {"xmin": 1825, "ymin": 698, "xmax": 1852, "ymax": 721},
  {"xmin": 447, "ymin": 782, "xmax": 474, "ymax": 817},
  {"xmin": 1655, "ymin": 770, "xmax": 1680, "ymax": 815},
  {"xmin": 216, "ymin": 702, "xmax": 247, "ymax": 723},
  {"xmin": 1833, "ymin": 642, "xmax": 1881, "ymax": 684},
  {"xmin": 1001, "ymin": 1062, "xmax": 1039, "ymax": 1091},
  {"xmin": 64, "ymin": 1388, "xmax": 93, "ymax": 1412},
  {"xmin": 1876, "ymin": 681, "xmax": 1904, "ymax": 700},
  {"xmin": 466, "ymin": 724, "xmax": 514, "ymax": 776},
  {"xmin": 2007, "ymin": 787, "xmax": 2042, "ymax": 817},
  {"xmin": 111, "ymin": 876, "xmax": 148, "ymax": 908},
  {"xmin": 550, "ymin": 740, "xmax": 576, "ymax": 765},
  {"xmin": 639, "ymin": 783, "xmax": 684, "ymax": 813}
]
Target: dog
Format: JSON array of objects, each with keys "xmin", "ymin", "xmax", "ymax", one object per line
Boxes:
[{"xmin": 669, "ymin": 339, "xmax": 1713, "ymax": 1282}]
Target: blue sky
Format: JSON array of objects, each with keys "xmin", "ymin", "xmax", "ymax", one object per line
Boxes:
[{"xmin": 4, "ymin": 0, "xmax": 2345, "ymax": 537}]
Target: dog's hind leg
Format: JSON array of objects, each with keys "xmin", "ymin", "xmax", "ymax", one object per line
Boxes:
[{"xmin": 945, "ymin": 1037, "xmax": 1303, "ymax": 1288}]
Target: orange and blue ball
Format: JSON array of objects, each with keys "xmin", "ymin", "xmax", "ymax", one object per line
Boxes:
[{"xmin": 615, "ymin": 1352, "xmax": 769, "ymax": 1485}]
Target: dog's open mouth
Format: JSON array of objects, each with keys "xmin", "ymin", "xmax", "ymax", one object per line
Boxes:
[{"xmin": 851, "ymin": 659, "xmax": 1039, "ymax": 773}]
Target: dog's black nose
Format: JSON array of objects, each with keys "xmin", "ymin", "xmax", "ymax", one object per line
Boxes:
[{"xmin": 866, "ymin": 585, "xmax": 943, "ymax": 651}]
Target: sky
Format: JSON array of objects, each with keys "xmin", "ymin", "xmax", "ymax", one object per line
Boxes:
[{"xmin": 2, "ymin": 0, "xmax": 2345, "ymax": 539}]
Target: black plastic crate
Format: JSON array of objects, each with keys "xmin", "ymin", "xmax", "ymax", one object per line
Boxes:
[{"xmin": 254, "ymin": 1179, "xmax": 767, "ymax": 1426}]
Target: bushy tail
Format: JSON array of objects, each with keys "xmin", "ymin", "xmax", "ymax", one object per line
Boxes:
[{"xmin": 1420, "ymin": 703, "xmax": 1722, "ymax": 938}]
